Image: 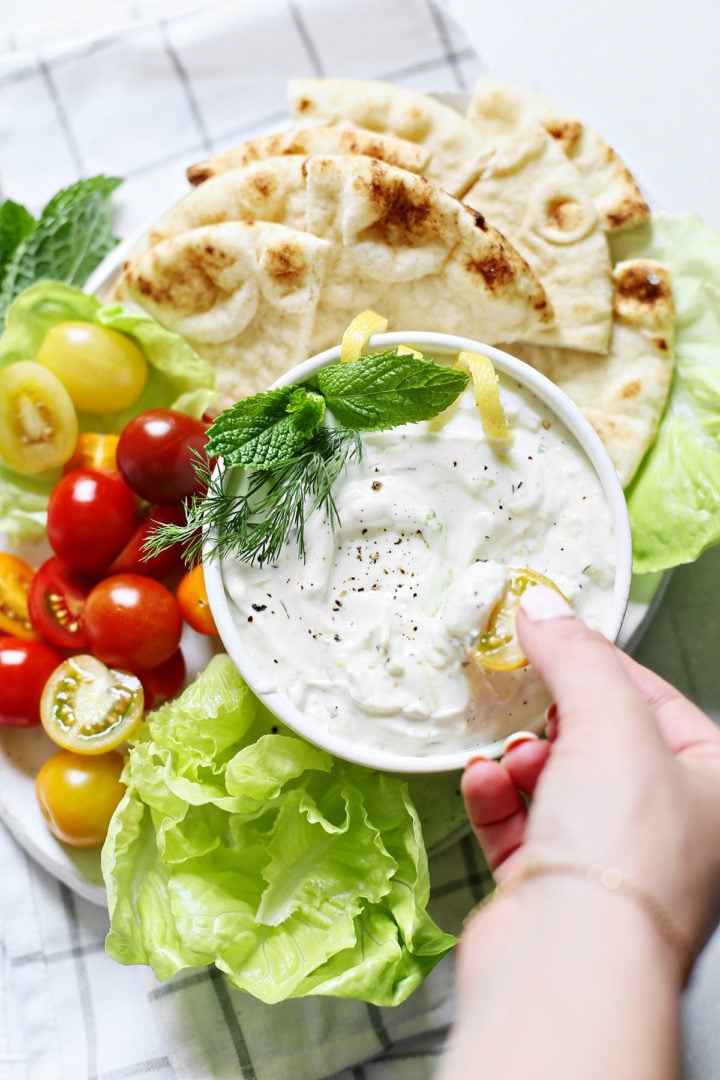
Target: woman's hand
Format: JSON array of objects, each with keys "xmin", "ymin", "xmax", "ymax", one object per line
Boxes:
[{"xmin": 462, "ymin": 585, "xmax": 720, "ymax": 964}]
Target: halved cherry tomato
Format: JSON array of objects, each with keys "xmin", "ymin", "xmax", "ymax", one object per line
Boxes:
[
  {"xmin": 40, "ymin": 654, "xmax": 144, "ymax": 754},
  {"xmin": 0, "ymin": 552, "xmax": 39, "ymax": 641},
  {"xmin": 0, "ymin": 361, "xmax": 78, "ymax": 474},
  {"xmin": 82, "ymin": 573, "xmax": 183, "ymax": 671},
  {"xmin": 116, "ymin": 409, "xmax": 210, "ymax": 504},
  {"xmin": 473, "ymin": 567, "xmax": 568, "ymax": 672},
  {"xmin": 28, "ymin": 557, "xmax": 94, "ymax": 649},
  {"xmin": 177, "ymin": 564, "xmax": 218, "ymax": 636},
  {"xmin": 46, "ymin": 468, "xmax": 138, "ymax": 575},
  {"xmin": 37, "ymin": 322, "xmax": 148, "ymax": 413},
  {"xmin": 106, "ymin": 503, "xmax": 187, "ymax": 580},
  {"xmin": 63, "ymin": 432, "xmax": 119, "ymax": 475},
  {"xmin": 136, "ymin": 648, "xmax": 186, "ymax": 710},
  {"xmin": 35, "ymin": 748, "xmax": 125, "ymax": 847},
  {"xmin": 0, "ymin": 636, "xmax": 63, "ymax": 727}
]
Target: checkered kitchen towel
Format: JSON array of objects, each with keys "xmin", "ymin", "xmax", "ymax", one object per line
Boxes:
[{"xmin": 0, "ymin": 4, "xmax": 492, "ymax": 1078}]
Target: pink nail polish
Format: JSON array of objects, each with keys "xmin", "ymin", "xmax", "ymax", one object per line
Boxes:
[
  {"xmin": 519, "ymin": 585, "xmax": 573, "ymax": 622},
  {"xmin": 503, "ymin": 731, "xmax": 539, "ymax": 753}
]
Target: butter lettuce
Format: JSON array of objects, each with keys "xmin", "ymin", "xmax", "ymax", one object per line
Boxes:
[
  {"xmin": 102, "ymin": 655, "xmax": 456, "ymax": 1005},
  {"xmin": 611, "ymin": 213, "xmax": 720, "ymax": 573},
  {"xmin": 0, "ymin": 280, "xmax": 216, "ymax": 543}
]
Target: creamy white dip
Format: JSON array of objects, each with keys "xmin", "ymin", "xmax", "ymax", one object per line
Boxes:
[{"xmin": 222, "ymin": 371, "xmax": 617, "ymax": 757}]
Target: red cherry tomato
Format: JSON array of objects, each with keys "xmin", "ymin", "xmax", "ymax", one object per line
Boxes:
[
  {"xmin": 136, "ymin": 648, "xmax": 186, "ymax": 710},
  {"xmin": 82, "ymin": 573, "xmax": 183, "ymax": 671},
  {"xmin": 46, "ymin": 468, "xmax": 138, "ymax": 575},
  {"xmin": 0, "ymin": 636, "xmax": 63, "ymax": 727},
  {"xmin": 28, "ymin": 557, "xmax": 94, "ymax": 649},
  {"xmin": 116, "ymin": 409, "xmax": 210, "ymax": 504},
  {"xmin": 177, "ymin": 564, "xmax": 219, "ymax": 636},
  {"xmin": 106, "ymin": 503, "xmax": 187, "ymax": 580}
]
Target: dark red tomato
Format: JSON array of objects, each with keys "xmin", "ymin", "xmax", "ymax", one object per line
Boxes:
[
  {"xmin": 137, "ymin": 648, "xmax": 186, "ymax": 710},
  {"xmin": 28, "ymin": 557, "xmax": 94, "ymax": 649},
  {"xmin": 116, "ymin": 409, "xmax": 210, "ymax": 504},
  {"xmin": 82, "ymin": 573, "xmax": 183, "ymax": 671},
  {"xmin": 46, "ymin": 469, "xmax": 138, "ymax": 575},
  {"xmin": 106, "ymin": 503, "xmax": 187, "ymax": 580},
  {"xmin": 0, "ymin": 636, "xmax": 63, "ymax": 726}
]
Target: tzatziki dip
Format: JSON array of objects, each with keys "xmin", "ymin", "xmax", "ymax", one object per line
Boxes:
[{"xmin": 221, "ymin": 361, "xmax": 618, "ymax": 759}]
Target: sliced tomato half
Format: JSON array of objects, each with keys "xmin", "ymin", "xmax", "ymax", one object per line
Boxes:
[
  {"xmin": 0, "ymin": 552, "xmax": 39, "ymax": 641},
  {"xmin": 28, "ymin": 557, "xmax": 94, "ymax": 649},
  {"xmin": 40, "ymin": 654, "xmax": 144, "ymax": 754},
  {"xmin": 473, "ymin": 567, "xmax": 568, "ymax": 672}
]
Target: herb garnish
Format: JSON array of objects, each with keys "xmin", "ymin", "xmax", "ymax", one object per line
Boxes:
[{"xmin": 144, "ymin": 349, "xmax": 468, "ymax": 567}]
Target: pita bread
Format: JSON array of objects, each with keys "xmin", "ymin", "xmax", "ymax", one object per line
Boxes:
[
  {"xmin": 461, "ymin": 122, "xmax": 613, "ymax": 353},
  {"xmin": 186, "ymin": 126, "xmax": 431, "ymax": 186},
  {"xmin": 467, "ymin": 78, "xmax": 650, "ymax": 234},
  {"xmin": 505, "ymin": 259, "xmax": 674, "ymax": 486},
  {"xmin": 288, "ymin": 77, "xmax": 486, "ymax": 197},
  {"xmin": 113, "ymin": 221, "xmax": 331, "ymax": 410},
  {"xmin": 301, "ymin": 155, "xmax": 552, "ymax": 350}
]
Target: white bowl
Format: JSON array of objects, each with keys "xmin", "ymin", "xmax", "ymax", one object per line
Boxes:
[{"xmin": 203, "ymin": 332, "xmax": 633, "ymax": 773}]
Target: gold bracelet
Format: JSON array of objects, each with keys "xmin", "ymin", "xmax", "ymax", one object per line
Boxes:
[{"xmin": 465, "ymin": 859, "xmax": 695, "ymax": 982}]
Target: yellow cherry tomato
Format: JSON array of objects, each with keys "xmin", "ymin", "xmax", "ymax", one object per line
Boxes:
[
  {"xmin": 0, "ymin": 360, "xmax": 78, "ymax": 474},
  {"xmin": 40, "ymin": 654, "xmax": 144, "ymax": 755},
  {"xmin": 35, "ymin": 749, "xmax": 125, "ymax": 848},
  {"xmin": 0, "ymin": 552, "xmax": 40, "ymax": 641},
  {"xmin": 177, "ymin": 564, "xmax": 219, "ymax": 636},
  {"xmin": 36, "ymin": 321, "xmax": 148, "ymax": 413},
  {"xmin": 473, "ymin": 567, "xmax": 568, "ymax": 672}
]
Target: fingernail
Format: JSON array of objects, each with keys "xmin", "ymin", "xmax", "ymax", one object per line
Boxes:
[
  {"xmin": 466, "ymin": 752, "xmax": 491, "ymax": 766},
  {"xmin": 545, "ymin": 703, "xmax": 558, "ymax": 740},
  {"xmin": 503, "ymin": 731, "xmax": 539, "ymax": 753},
  {"xmin": 520, "ymin": 585, "xmax": 574, "ymax": 622}
]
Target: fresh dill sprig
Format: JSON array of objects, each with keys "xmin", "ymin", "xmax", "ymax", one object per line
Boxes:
[
  {"xmin": 142, "ymin": 348, "xmax": 468, "ymax": 568},
  {"xmin": 144, "ymin": 429, "xmax": 363, "ymax": 567}
]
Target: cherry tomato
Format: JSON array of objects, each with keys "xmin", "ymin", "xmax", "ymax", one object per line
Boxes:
[
  {"xmin": 0, "ymin": 636, "xmax": 63, "ymax": 727},
  {"xmin": 63, "ymin": 432, "xmax": 119, "ymax": 475},
  {"xmin": 0, "ymin": 552, "xmax": 40, "ymax": 641},
  {"xmin": 40, "ymin": 654, "xmax": 144, "ymax": 754},
  {"xmin": 473, "ymin": 567, "xmax": 568, "ymax": 672},
  {"xmin": 177, "ymin": 564, "xmax": 218, "ymax": 636},
  {"xmin": 35, "ymin": 748, "xmax": 125, "ymax": 847},
  {"xmin": 116, "ymin": 409, "xmax": 210, "ymax": 504},
  {"xmin": 82, "ymin": 573, "xmax": 183, "ymax": 671},
  {"xmin": 137, "ymin": 648, "xmax": 186, "ymax": 710},
  {"xmin": 106, "ymin": 503, "xmax": 187, "ymax": 580},
  {"xmin": 46, "ymin": 468, "xmax": 138, "ymax": 574},
  {"xmin": 0, "ymin": 360, "xmax": 77, "ymax": 474},
  {"xmin": 36, "ymin": 321, "xmax": 148, "ymax": 413},
  {"xmin": 27, "ymin": 557, "xmax": 94, "ymax": 649}
]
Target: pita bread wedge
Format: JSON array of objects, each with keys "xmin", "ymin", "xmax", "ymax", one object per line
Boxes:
[
  {"xmin": 462, "ymin": 122, "xmax": 613, "ymax": 353},
  {"xmin": 467, "ymin": 78, "xmax": 650, "ymax": 234},
  {"xmin": 187, "ymin": 126, "xmax": 430, "ymax": 186},
  {"xmin": 506, "ymin": 259, "xmax": 674, "ymax": 486},
  {"xmin": 302, "ymin": 155, "xmax": 553, "ymax": 351},
  {"xmin": 288, "ymin": 77, "xmax": 486, "ymax": 197},
  {"xmin": 113, "ymin": 221, "xmax": 330, "ymax": 410}
]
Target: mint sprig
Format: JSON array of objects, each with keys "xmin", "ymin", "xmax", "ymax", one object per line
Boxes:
[
  {"xmin": 0, "ymin": 176, "xmax": 122, "ymax": 327},
  {"xmin": 146, "ymin": 348, "xmax": 469, "ymax": 567}
]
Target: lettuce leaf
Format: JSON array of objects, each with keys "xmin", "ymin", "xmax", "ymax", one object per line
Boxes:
[
  {"xmin": 611, "ymin": 213, "xmax": 720, "ymax": 573},
  {"xmin": 102, "ymin": 655, "xmax": 456, "ymax": 1005},
  {"xmin": 0, "ymin": 280, "xmax": 216, "ymax": 543}
]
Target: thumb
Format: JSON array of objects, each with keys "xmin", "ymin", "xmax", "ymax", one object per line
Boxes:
[{"xmin": 516, "ymin": 586, "xmax": 652, "ymax": 736}]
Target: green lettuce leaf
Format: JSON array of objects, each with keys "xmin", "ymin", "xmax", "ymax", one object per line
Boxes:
[
  {"xmin": 0, "ymin": 280, "xmax": 216, "ymax": 543},
  {"xmin": 611, "ymin": 212, "xmax": 720, "ymax": 573},
  {"xmin": 102, "ymin": 655, "xmax": 456, "ymax": 1004}
]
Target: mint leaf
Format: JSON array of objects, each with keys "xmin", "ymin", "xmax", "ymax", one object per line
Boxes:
[
  {"xmin": 207, "ymin": 385, "xmax": 325, "ymax": 468},
  {"xmin": 0, "ymin": 200, "xmax": 36, "ymax": 284},
  {"xmin": 315, "ymin": 350, "xmax": 468, "ymax": 430},
  {"xmin": 0, "ymin": 176, "xmax": 122, "ymax": 327}
]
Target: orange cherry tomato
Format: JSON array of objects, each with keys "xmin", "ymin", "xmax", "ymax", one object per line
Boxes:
[
  {"xmin": 63, "ymin": 432, "xmax": 120, "ymax": 475},
  {"xmin": 35, "ymin": 749, "xmax": 126, "ymax": 847},
  {"xmin": 0, "ymin": 552, "xmax": 40, "ymax": 641},
  {"xmin": 177, "ymin": 564, "xmax": 218, "ymax": 636}
]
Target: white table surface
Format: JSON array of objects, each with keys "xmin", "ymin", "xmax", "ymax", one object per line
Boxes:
[{"xmin": 2, "ymin": 2, "xmax": 719, "ymax": 1077}]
